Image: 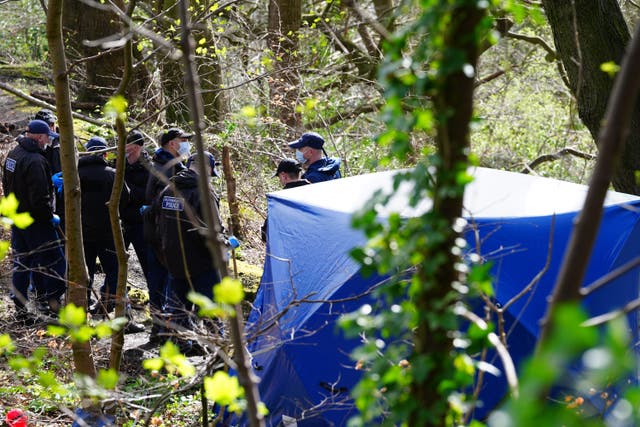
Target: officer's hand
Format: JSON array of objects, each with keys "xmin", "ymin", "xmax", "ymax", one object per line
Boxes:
[
  {"xmin": 140, "ymin": 205, "xmax": 149, "ymax": 215},
  {"xmin": 51, "ymin": 214, "xmax": 61, "ymax": 227},
  {"xmin": 52, "ymin": 172, "xmax": 63, "ymax": 194}
]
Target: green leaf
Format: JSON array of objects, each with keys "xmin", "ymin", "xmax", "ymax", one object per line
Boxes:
[
  {"xmin": 97, "ymin": 368, "xmax": 119, "ymax": 390},
  {"xmin": 47, "ymin": 325, "xmax": 67, "ymax": 337},
  {"xmin": 600, "ymin": 61, "xmax": 620, "ymax": 78},
  {"xmin": 104, "ymin": 95, "xmax": 128, "ymax": 120},
  {"xmin": 143, "ymin": 358, "xmax": 164, "ymax": 371},
  {"xmin": 0, "ymin": 240, "xmax": 10, "ymax": 259},
  {"xmin": 0, "ymin": 334, "xmax": 15, "ymax": 353},
  {"xmin": 11, "ymin": 212, "xmax": 34, "ymax": 229},
  {"xmin": 71, "ymin": 325, "xmax": 95, "ymax": 343},
  {"xmin": 204, "ymin": 371, "xmax": 245, "ymax": 405},
  {"xmin": 213, "ymin": 277, "xmax": 244, "ymax": 305},
  {"xmin": 0, "ymin": 193, "xmax": 20, "ymax": 216},
  {"xmin": 59, "ymin": 303, "xmax": 86, "ymax": 327}
]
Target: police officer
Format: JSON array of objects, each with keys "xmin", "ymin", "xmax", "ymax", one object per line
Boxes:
[
  {"xmin": 261, "ymin": 158, "xmax": 310, "ymax": 242},
  {"xmin": 143, "ymin": 127, "xmax": 192, "ymax": 343},
  {"xmin": 2, "ymin": 120, "xmax": 66, "ymax": 317},
  {"xmin": 153, "ymin": 151, "xmax": 222, "ymax": 352},
  {"xmin": 78, "ymin": 137, "xmax": 129, "ymax": 313},
  {"xmin": 77, "ymin": 137, "xmax": 145, "ymax": 333},
  {"xmin": 34, "ymin": 109, "xmax": 61, "ymax": 174},
  {"xmin": 121, "ymin": 130, "xmax": 150, "ymax": 281},
  {"xmin": 288, "ymin": 132, "xmax": 341, "ymax": 183}
]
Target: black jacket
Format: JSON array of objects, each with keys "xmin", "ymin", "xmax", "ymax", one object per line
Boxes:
[
  {"xmin": 2, "ymin": 136, "xmax": 55, "ymax": 223},
  {"xmin": 43, "ymin": 138, "xmax": 61, "ymax": 174},
  {"xmin": 153, "ymin": 169, "xmax": 221, "ymax": 279},
  {"xmin": 121, "ymin": 151, "xmax": 150, "ymax": 225},
  {"xmin": 78, "ymin": 154, "xmax": 130, "ymax": 242},
  {"xmin": 145, "ymin": 148, "xmax": 186, "ymax": 205}
]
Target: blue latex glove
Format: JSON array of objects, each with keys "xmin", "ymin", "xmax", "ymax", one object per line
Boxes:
[
  {"xmin": 228, "ymin": 235, "xmax": 240, "ymax": 249},
  {"xmin": 140, "ymin": 205, "xmax": 149, "ymax": 215},
  {"xmin": 51, "ymin": 214, "xmax": 61, "ymax": 227},
  {"xmin": 52, "ymin": 172, "xmax": 63, "ymax": 194}
]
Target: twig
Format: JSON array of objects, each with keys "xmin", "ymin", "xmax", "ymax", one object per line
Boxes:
[
  {"xmin": 0, "ymin": 81, "xmax": 109, "ymax": 127},
  {"xmin": 454, "ymin": 305, "xmax": 519, "ymax": 398},
  {"xmin": 521, "ymin": 147, "xmax": 596, "ymax": 173},
  {"xmin": 505, "ymin": 31, "xmax": 556, "ymax": 59}
]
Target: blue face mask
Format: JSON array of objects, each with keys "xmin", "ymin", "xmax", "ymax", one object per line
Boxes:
[
  {"xmin": 295, "ymin": 149, "xmax": 306, "ymax": 164},
  {"xmin": 178, "ymin": 141, "xmax": 192, "ymax": 156}
]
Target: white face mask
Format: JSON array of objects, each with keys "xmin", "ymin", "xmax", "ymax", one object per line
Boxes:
[
  {"xmin": 295, "ymin": 149, "xmax": 306, "ymax": 164},
  {"xmin": 178, "ymin": 141, "xmax": 192, "ymax": 156}
]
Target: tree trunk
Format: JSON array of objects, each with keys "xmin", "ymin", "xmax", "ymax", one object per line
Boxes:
[
  {"xmin": 48, "ymin": 0, "xmax": 95, "ymax": 381},
  {"xmin": 62, "ymin": 0, "xmax": 126, "ymax": 104},
  {"xmin": 538, "ymin": 17, "xmax": 640, "ymax": 350},
  {"xmin": 196, "ymin": 21, "xmax": 228, "ymax": 131},
  {"xmin": 222, "ymin": 145, "xmax": 242, "ymax": 239},
  {"xmin": 179, "ymin": 1, "xmax": 263, "ymax": 424},
  {"xmin": 109, "ymin": 3, "xmax": 136, "ymax": 371},
  {"xmin": 409, "ymin": 4, "xmax": 485, "ymax": 426},
  {"xmin": 268, "ymin": 0, "xmax": 302, "ymax": 138},
  {"xmin": 542, "ymin": 0, "xmax": 640, "ymax": 195}
]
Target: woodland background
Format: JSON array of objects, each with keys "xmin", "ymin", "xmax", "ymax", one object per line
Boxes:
[{"xmin": 1, "ymin": 0, "xmax": 640, "ymax": 426}]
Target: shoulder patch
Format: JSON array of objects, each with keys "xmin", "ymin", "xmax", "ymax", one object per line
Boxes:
[
  {"xmin": 161, "ymin": 196, "xmax": 184, "ymax": 211},
  {"xmin": 5, "ymin": 157, "xmax": 16, "ymax": 172}
]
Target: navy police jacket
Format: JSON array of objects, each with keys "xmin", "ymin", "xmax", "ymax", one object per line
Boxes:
[
  {"xmin": 2, "ymin": 136, "xmax": 55, "ymax": 223},
  {"xmin": 153, "ymin": 169, "xmax": 221, "ymax": 279},
  {"xmin": 78, "ymin": 154, "xmax": 130, "ymax": 242},
  {"xmin": 302, "ymin": 157, "xmax": 341, "ymax": 183},
  {"xmin": 121, "ymin": 151, "xmax": 150, "ymax": 225}
]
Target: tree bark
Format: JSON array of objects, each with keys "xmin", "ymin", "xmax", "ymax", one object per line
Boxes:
[
  {"xmin": 222, "ymin": 145, "xmax": 242, "ymax": 239},
  {"xmin": 542, "ymin": 0, "xmax": 640, "ymax": 194},
  {"xmin": 62, "ymin": 0, "xmax": 126, "ymax": 104},
  {"xmin": 538, "ymin": 15, "xmax": 640, "ymax": 349},
  {"xmin": 179, "ymin": 1, "xmax": 263, "ymax": 425},
  {"xmin": 409, "ymin": 4, "xmax": 485, "ymax": 426},
  {"xmin": 268, "ymin": 0, "xmax": 302, "ymax": 138},
  {"xmin": 109, "ymin": 0, "xmax": 137, "ymax": 372},
  {"xmin": 48, "ymin": 8, "xmax": 99, "ymax": 425}
]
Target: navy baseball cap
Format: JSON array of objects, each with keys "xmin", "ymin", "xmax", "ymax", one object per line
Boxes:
[
  {"xmin": 187, "ymin": 151, "xmax": 220, "ymax": 177},
  {"xmin": 28, "ymin": 120, "xmax": 59, "ymax": 138},
  {"xmin": 86, "ymin": 136, "xmax": 108, "ymax": 151},
  {"xmin": 35, "ymin": 109, "xmax": 57, "ymax": 125},
  {"xmin": 160, "ymin": 128, "xmax": 193, "ymax": 145},
  {"xmin": 127, "ymin": 130, "xmax": 144, "ymax": 146},
  {"xmin": 273, "ymin": 158, "xmax": 302, "ymax": 177},
  {"xmin": 288, "ymin": 132, "xmax": 325, "ymax": 149}
]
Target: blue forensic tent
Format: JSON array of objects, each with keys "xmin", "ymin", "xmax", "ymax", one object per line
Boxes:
[{"xmin": 241, "ymin": 168, "xmax": 640, "ymax": 426}]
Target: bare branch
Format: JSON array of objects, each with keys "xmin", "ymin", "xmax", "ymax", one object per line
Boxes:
[
  {"xmin": 506, "ymin": 30, "xmax": 557, "ymax": 59},
  {"xmin": 454, "ymin": 305, "xmax": 519, "ymax": 398},
  {"xmin": 0, "ymin": 81, "xmax": 108, "ymax": 127},
  {"xmin": 520, "ymin": 147, "xmax": 596, "ymax": 173},
  {"xmin": 582, "ymin": 298, "xmax": 640, "ymax": 327},
  {"xmin": 580, "ymin": 255, "xmax": 640, "ymax": 297}
]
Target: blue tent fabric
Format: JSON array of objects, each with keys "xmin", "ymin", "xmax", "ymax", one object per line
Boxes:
[{"xmin": 237, "ymin": 168, "xmax": 640, "ymax": 426}]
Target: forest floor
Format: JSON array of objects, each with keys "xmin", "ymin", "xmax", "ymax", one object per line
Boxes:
[{"xmin": 0, "ymin": 87, "xmax": 265, "ymax": 426}]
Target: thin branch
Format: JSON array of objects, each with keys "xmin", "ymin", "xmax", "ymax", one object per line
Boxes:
[
  {"xmin": 520, "ymin": 147, "xmax": 596, "ymax": 173},
  {"xmin": 581, "ymin": 298, "xmax": 640, "ymax": 327},
  {"xmin": 454, "ymin": 305, "xmax": 519, "ymax": 398},
  {"xmin": 580, "ymin": 255, "xmax": 640, "ymax": 297},
  {"xmin": 505, "ymin": 31, "xmax": 557, "ymax": 58},
  {"xmin": 501, "ymin": 215, "xmax": 555, "ymax": 312},
  {"xmin": 0, "ymin": 81, "xmax": 108, "ymax": 127},
  {"xmin": 475, "ymin": 69, "xmax": 506, "ymax": 87}
]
